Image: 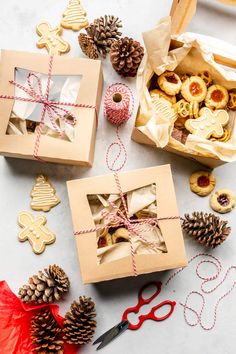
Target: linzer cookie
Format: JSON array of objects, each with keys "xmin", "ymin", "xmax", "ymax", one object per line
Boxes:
[
  {"xmin": 185, "ymin": 107, "xmax": 229, "ymax": 139},
  {"xmin": 210, "ymin": 189, "xmax": 236, "ymax": 214},
  {"xmin": 205, "ymin": 85, "xmax": 229, "ymax": 110},
  {"xmin": 189, "ymin": 171, "xmax": 216, "ymax": 197},
  {"xmin": 157, "ymin": 72, "xmax": 182, "ymax": 96},
  {"xmin": 36, "ymin": 22, "xmax": 70, "ymax": 55},
  {"xmin": 31, "ymin": 175, "xmax": 60, "ymax": 212},
  {"xmin": 181, "ymin": 76, "xmax": 207, "ymax": 103},
  {"xmin": 61, "ymin": 0, "xmax": 89, "ymax": 31},
  {"xmin": 18, "ymin": 211, "xmax": 56, "ymax": 254}
]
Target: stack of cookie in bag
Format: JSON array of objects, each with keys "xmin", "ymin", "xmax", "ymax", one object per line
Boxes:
[{"xmin": 149, "ymin": 70, "xmax": 236, "ymax": 144}]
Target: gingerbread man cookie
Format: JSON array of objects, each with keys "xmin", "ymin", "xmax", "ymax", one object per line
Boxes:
[
  {"xmin": 36, "ymin": 22, "xmax": 70, "ymax": 55},
  {"xmin": 18, "ymin": 211, "xmax": 56, "ymax": 254},
  {"xmin": 185, "ymin": 107, "xmax": 229, "ymax": 139}
]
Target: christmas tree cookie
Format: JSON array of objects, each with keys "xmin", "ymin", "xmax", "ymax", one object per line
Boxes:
[
  {"xmin": 31, "ymin": 175, "xmax": 60, "ymax": 212},
  {"xmin": 61, "ymin": 0, "xmax": 89, "ymax": 31}
]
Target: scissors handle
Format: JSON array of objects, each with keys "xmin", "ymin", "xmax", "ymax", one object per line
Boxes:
[{"xmin": 122, "ymin": 281, "xmax": 176, "ymax": 330}]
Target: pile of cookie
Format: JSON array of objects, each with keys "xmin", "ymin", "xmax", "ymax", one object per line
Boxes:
[
  {"xmin": 189, "ymin": 170, "xmax": 236, "ymax": 214},
  {"xmin": 150, "ymin": 70, "xmax": 236, "ymax": 144}
]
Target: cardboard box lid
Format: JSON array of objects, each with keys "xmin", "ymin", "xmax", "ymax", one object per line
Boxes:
[{"xmin": 67, "ymin": 165, "xmax": 188, "ymax": 284}]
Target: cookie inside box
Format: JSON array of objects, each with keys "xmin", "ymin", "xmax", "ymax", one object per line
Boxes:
[
  {"xmin": 6, "ymin": 68, "xmax": 82, "ymax": 142},
  {"xmin": 87, "ymin": 183, "xmax": 167, "ymax": 265},
  {"xmin": 140, "ymin": 67, "xmax": 236, "ymax": 147}
]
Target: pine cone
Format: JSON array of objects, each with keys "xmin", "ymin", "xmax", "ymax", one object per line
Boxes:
[
  {"xmin": 63, "ymin": 296, "xmax": 96, "ymax": 345},
  {"xmin": 79, "ymin": 15, "xmax": 122, "ymax": 59},
  {"xmin": 182, "ymin": 212, "xmax": 231, "ymax": 248},
  {"xmin": 18, "ymin": 265, "xmax": 70, "ymax": 304},
  {"xmin": 31, "ymin": 309, "xmax": 63, "ymax": 354},
  {"xmin": 79, "ymin": 33, "xmax": 99, "ymax": 59},
  {"xmin": 110, "ymin": 37, "xmax": 144, "ymax": 77}
]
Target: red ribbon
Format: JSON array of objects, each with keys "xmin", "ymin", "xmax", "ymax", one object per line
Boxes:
[
  {"xmin": 0, "ymin": 55, "xmax": 98, "ymax": 161},
  {"xmin": 74, "ymin": 172, "xmax": 179, "ymax": 276}
]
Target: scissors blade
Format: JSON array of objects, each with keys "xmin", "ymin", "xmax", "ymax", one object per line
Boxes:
[{"xmin": 93, "ymin": 320, "xmax": 129, "ymax": 350}]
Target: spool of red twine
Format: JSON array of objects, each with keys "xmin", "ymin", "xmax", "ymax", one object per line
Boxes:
[
  {"xmin": 104, "ymin": 83, "xmax": 133, "ymax": 126},
  {"xmin": 104, "ymin": 83, "xmax": 134, "ymax": 172}
]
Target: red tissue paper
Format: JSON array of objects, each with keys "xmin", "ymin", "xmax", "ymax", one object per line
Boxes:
[{"xmin": 0, "ymin": 281, "xmax": 79, "ymax": 354}]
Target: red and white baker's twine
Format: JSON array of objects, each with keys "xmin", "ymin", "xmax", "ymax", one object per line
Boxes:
[
  {"xmin": 104, "ymin": 83, "xmax": 134, "ymax": 172},
  {"xmin": 165, "ymin": 253, "xmax": 236, "ymax": 331},
  {"xmin": 74, "ymin": 82, "xmax": 179, "ymax": 276},
  {"xmin": 0, "ymin": 55, "xmax": 97, "ymax": 161}
]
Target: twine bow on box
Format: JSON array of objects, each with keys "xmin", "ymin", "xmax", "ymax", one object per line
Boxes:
[
  {"xmin": 0, "ymin": 55, "xmax": 98, "ymax": 161},
  {"xmin": 75, "ymin": 172, "xmax": 179, "ymax": 276}
]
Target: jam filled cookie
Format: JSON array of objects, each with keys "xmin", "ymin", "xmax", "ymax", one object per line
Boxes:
[
  {"xmin": 197, "ymin": 71, "xmax": 213, "ymax": 88},
  {"xmin": 205, "ymin": 85, "xmax": 229, "ymax": 110},
  {"xmin": 150, "ymin": 89, "xmax": 176, "ymax": 105},
  {"xmin": 228, "ymin": 89, "xmax": 236, "ymax": 111},
  {"xmin": 189, "ymin": 171, "xmax": 216, "ymax": 197},
  {"xmin": 112, "ymin": 228, "xmax": 129, "ymax": 243},
  {"xmin": 97, "ymin": 232, "xmax": 113, "ymax": 248},
  {"xmin": 185, "ymin": 107, "xmax": 229, "ymax": 139},
  {"xmin": 157, "ymin": 72, "xmax": 182, "ymax": 96},
  {"xmin": 210, "ymin": 189, "xmax": 236, "ymax": 214},
  {"xmin": 181, "ymin": 76, "xmax": 207, "ymax": 103}
]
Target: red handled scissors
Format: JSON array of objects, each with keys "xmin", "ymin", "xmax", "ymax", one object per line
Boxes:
[{"xmin": 93, "ymin": 281, "xmax": 176, "ymax": 350}]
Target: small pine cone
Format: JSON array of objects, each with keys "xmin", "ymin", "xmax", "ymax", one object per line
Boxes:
[
  {"xmin": 63, "ymin": 296, "xmax": 96, "ymax": 345},
  {"xmin": 18, "ymin": 265, "xmax": 70, "ymax": 304},
  {"xmin": 31, "ymin": 309, "xmax": 63, "ymax": 354},
  {"xmin": 79, "ymin": 15, "xmax": 122, "ymax": 59},
  {"xmin": 182, "ymin": 211, "xmax": 231, "ymax": 248},
  {"xmin": 79, "ymin": 33, "xmax": 99, "ymax": 59},
  {"xmin": 110, "ymin": 37, "xmax": 144, "ymax": 77}
]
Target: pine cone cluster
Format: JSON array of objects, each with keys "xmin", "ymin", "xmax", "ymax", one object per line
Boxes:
[
  {"xmin": 31, "ymin": 309, "xmax": 63, "ymax": 354},
  {"xmin": 18, "ymin": 265, "xmax": 70, "ymax": 304},
  {"xmin": 79, "ymin": 15, "xmax": 122, "ymax": 59},
  {"xmin": 110, "ymin": 37, "xmax": 144, "ymax": 77},
  {"xmin": 63, "ymin": 296, "xmax": 97, "ymax": 345},
  {"xmin": 182, "ymin": 212, "xmax": 231, "ymax": 248}
]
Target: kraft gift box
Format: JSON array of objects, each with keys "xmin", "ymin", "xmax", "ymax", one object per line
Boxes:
[
  {"xmin": 67, "ymin": 164, "xmax": 187, "ymax": 284},
  {"xmin": 0, "ymin": 50, "xmax": 103, "ymax": 166}
]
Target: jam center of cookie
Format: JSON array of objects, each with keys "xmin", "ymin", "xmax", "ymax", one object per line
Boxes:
[
  {"xmin": 190, "ymin": 82, "xmax": 202, "ymax": 96},
  {"xmin": 197, "ymin": 175, "xmax": 210, "ymax": 187},
  {"xmin": 98, "ymin": 237, "xmax": 107, "ymax": 248},
  {"xmin": 166, "ymin": 74, "xmax": 178, "ymax": 84},
  {"xmin": 217, "ymin": 194, "xmax": 230, "ymax": 207},
  {"xmin": 211, "ymin": 89, "xmax": 224, "ymax": 102}
]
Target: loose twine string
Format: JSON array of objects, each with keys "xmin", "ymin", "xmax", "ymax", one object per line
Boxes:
[
  {"xmin": 165, "ymin": 253, "xmax": 236, "ymax": 330},
  {"xmin": 0, "ymin": 55, "xmax": 98, "ymax": 161},
  {"xmin": 74, "ymin": 83, "xmax": 180, "ymax": 276}
]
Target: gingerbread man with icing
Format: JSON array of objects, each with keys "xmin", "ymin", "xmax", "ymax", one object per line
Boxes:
[
  {"xmin": 36, "ymin": 21, "xmax": 70, "ymax": 55},
  {"xmin": 185, "ymin": 107, "xmax": 229, "ymax": 139},
  {"xmin": 18, "ymin": 211, "xmax": 56, "ymax": 254}
]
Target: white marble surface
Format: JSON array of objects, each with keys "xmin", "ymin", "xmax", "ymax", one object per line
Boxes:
[{"xmin": 1, "ymin": 1, "xmax": 236, "ymax": 353}]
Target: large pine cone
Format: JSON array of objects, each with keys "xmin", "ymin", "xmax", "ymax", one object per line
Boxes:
[
  {"xmin": 79, "ymin": 15, "xmax": 122, "ymax": 59},
  {"xmin": 182, "ymin": 211, "xmax": 231, "ymax": 248},
  {"xmin": 63, "ymin": 296, "xmax": 96, "ymax": 345},
  {"xmin": 110, "ymin": 37, "xmax": 144, "ymax": 77},
  {"xmin": 31, "ymin": 309, "xmax": 63, "ymax": 354},
  {"xmin": 18, "ymin": 265, "xmax": 70, "ymax": 304}
]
